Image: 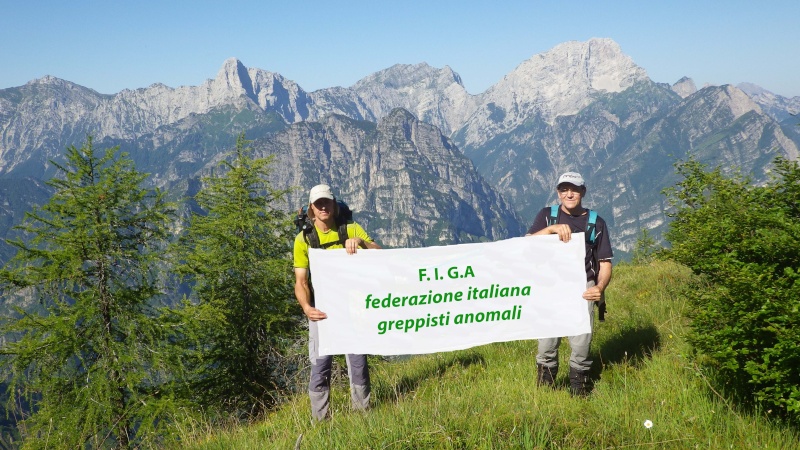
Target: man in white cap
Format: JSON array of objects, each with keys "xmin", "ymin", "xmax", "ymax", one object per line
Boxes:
[
  {"xmin": 293, "ymin": 184, "xmax": 381, "ymax": 421},
  {"xmin": 525, "ymin": 171, "xmax": 613, "ymax": 396}
]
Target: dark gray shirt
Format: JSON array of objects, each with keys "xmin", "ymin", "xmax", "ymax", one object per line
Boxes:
[{"xmin": 527, "ymin": 207, "xmax": 613, "ymax": 281}]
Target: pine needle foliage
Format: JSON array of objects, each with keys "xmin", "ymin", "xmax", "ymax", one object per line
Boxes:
[
  {"xmin": 663, "ymin": 155, "xmax": 800, "ymax": 425},
  {"xmin": 174, "ymin": 133, "xmax": 299, "ymax": 418},
  {"xmin": 0, "ymin": 136, "xmax": 184, "ymax": 448}
]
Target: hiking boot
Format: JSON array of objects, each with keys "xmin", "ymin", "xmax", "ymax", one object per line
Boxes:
[
  {"xmin": 569, "ymin": 367, "xmax": 592, "ymax": 397},
  {"xmin": 536, "ymin": 364, "xmax": 557, "ymax": 388}
]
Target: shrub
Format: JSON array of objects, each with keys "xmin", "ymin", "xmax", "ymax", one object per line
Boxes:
[{"xmin": 664, "ymin": 156, "xmax": 800, "ymax": 424}]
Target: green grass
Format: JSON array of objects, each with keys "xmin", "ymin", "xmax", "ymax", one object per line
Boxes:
[{"xmin": 177, "ymin": 261, "xmax": 799, "ymax": 449}]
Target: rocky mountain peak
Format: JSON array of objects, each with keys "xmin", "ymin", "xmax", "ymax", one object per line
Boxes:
[
  {"xmin": 25, "ymin": 75, "xmax": 92, "ymax": 94},
  {"xmin": 672, "ymin": 76, "xmax": 697, "ymax": 98},
  {"xmin": 719, "ymin": 84, "xmax": 763, "ymax": 120},
  {"xmin": 489, "ymin": 37, "xmax": 648, "ymax": 109},
  {"xmin": 737, "ymin": 82, "xmax": 769, "ymax": 97},
  {"xmin": 206, "ymin": 58, "xmax": 310, "ymax": 122},
  {"xmin": 214, "ymin": 57, "xmax": 255, "ymax": 97},
  {"xmin": 341, "ymin": 63, "xmax": 476, "ymax": 135},
  {"xmin": 736, "ymin": 82, "xmax": 800, "ymax": 122},
  {"xmin": 441, "ymin": 65, "xmax": 463, "ymax": 86},
  {"xmin": 352, "ymin": 63, "xmax": 462, "ymax": 90},
  {"xmin": 457, "ymin": 38, "xmax": 649, "ymax": 149},
  {"xmin": 27, "ymin": 75, "xmax": 61, "ymax": 86}
]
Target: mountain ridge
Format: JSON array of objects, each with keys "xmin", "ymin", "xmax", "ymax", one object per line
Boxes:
[{"xmin": 2, "ymin": 38, "xmax": 799, "ymax": 256}]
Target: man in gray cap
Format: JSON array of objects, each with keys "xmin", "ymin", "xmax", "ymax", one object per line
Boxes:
[
  {"xmin": 293, "ymin": 184, "xmax": 381, "ymax": 421},
  {"xmin": 525, "ymin": 172, "xmax": 613, "ymax": 396}
]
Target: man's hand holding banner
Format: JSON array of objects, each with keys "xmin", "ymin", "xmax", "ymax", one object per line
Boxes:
[{"xmin": 310, "ymin": 234, "xmax": 590, "ymax": 356}]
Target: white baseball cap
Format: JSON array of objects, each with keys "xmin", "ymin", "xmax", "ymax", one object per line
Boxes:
[
  {"xmin": 308, "ymin": 184, "xmax": 335, "ymax": 204},
  {"xmin": 557, "ymin": 172, "xmax": 585, "ymax": 187}
]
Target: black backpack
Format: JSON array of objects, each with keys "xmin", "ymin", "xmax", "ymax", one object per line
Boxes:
[{"xmin": 293, "ymin": 200, "xmax": 353, "ymax": 249}]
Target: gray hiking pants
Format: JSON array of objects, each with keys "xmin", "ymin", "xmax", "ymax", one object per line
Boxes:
[
  {"xmin": 536, "ymin": 280, "xmax": 598, "ymax": 372},
  {"xmin": 308, "ymin": 320, "xmax": 370, "ymax": 421}
]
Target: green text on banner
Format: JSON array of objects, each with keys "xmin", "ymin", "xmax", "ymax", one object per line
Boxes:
[{"xmin": 310, "ymin": 234, "xmax": 590, "ymax": 356}]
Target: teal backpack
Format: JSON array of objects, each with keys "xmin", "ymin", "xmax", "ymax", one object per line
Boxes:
[{"xmin": 546, "ymin": 205, "xmax": 598, "ymax": 245}]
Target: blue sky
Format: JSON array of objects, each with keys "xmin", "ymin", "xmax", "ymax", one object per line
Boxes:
[{"xmin": 3, "ymin": 1, "xmax": 799, "ymax": 97}]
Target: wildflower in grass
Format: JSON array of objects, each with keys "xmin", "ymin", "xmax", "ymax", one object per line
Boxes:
[{"xmin": 643, "ymin": 420, "xmax": 653, "ymax": 429}]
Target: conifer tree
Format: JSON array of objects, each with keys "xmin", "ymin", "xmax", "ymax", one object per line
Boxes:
[
  {"xmin": 0, "ymin": 137, "xmax": 183, "ymax": 448},
  {"xmin": 175, "ymin": 133, "xmax": 298, "ymax": 416}
]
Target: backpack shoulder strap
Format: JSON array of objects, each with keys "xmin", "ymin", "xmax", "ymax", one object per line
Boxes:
[
  {"xmin": 546, "ymin": 205, "xmax": 560, "ymax": 226},
  {"xmin": 548, "ymin": 205, "xmax": 598, "ymax": 245},
  {"xmin": 336, "ymin": 222, "xmax": 350, "ymax": 246},
  {"xmin": 304, "ymin": 226, "xmax": 321, "ymax": 249},
  {"xmin": 586, "ymin": 209, "xmax": 598, "ymax": 245},
  {"xmin": 313, "ymin": 222, "xmax": 350, "ymax": 249}
]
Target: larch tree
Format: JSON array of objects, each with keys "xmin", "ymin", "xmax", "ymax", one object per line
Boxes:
[
  {"xmin": 0, "ymin": 137, "xmax": 185, "ymax": 448},
  {"xmin": 174, "ymin": 133, "xmax": 299, "ymax": 417}
]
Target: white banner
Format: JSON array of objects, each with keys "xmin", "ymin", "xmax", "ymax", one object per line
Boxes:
[{"xmin": 311, "ymin": 234, "xmax": 590, "ymax": 356}]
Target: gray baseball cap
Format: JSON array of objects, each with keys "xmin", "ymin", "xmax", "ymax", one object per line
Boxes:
[{"xmin": 557, "ymin": 172, "xmax": 585, "ymax": 187}]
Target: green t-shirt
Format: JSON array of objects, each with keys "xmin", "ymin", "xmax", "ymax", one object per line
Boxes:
[{"xmin": 293, "ymin": 222, "xmax": 374, "ymax": 269}]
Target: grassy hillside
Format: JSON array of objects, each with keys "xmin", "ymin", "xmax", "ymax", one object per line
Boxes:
[{"xmin": 179, "ymin": 261, "xmax": 800, "ymax": 449}]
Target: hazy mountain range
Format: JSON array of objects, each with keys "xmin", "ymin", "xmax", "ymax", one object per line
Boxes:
[{"xmin": 1, "ymin": 37, "xmax": 799, "ymax": 262}]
